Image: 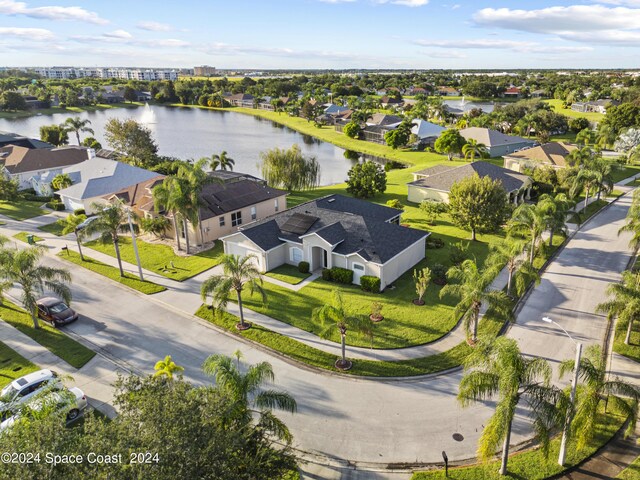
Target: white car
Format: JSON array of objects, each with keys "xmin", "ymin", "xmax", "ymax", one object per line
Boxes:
[
  {"xmin": 0, "ymin": 387, "xmax": 88, "ymax": 432},
  {"xmin": 0, "ymin": 369, "xmax": 60, "ymax": 414}
]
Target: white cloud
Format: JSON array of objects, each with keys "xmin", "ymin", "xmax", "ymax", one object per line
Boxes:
[
  {"xmin": 104, "ymin": 29, "xmax": 132, "ymax": 39},
  {"xmin": 414, "ymin": 37, "xmax": 593, "ymax": 54},
  {"xmin": 424, "ymin": 50, "xmax": 466, "ymax": 58},
  {"xmin": 137, "ymin": 20, "xmax": 173, "ymax": 31},
  {"xmin": 70, "ymin": 33, "xmax": 189, "ymax": 48},
  {"xmin": 0, "ymin": 0, "xmax": 108, "ymax": 24},
  {"xmin": 0, "ymin": 26, "xmax": 54, "ymax": 40},
  {"xmin": 473, "ymin": 5, "xmax": 640, "ymax": 45},
  {"xmin": 317, "ymin": 0, "xmax": 355, "ymax": 3}
]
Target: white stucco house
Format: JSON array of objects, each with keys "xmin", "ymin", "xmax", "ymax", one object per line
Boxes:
[
  {"xmin": 459, "ymin": 127, "xmax": 536, "ymax": 157},
  {"xmin": 222, "ymin": 194, "xmax": 429, "ymax": 291}
]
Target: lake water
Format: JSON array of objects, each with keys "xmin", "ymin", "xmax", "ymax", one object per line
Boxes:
[
  {"xmin": 443, "ymin": 99, "xmax": 496, "ymax": 113},
  {"xmin": 0, "ymin": 105, "xmax": 361, "ymax": 186}
]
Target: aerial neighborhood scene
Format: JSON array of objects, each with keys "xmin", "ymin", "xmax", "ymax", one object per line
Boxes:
[{"xmin": 3, "ymin": 1, "xmax": 640, "ymax": 479}]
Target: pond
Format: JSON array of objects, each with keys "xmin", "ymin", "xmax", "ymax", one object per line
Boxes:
[
  {"xmin": 0, "ymin": 105, "xmax": 365, "ymax": 186},
  {"xmin": 443, "ymin": 99, "xmax": 496, "ymax": 113}
]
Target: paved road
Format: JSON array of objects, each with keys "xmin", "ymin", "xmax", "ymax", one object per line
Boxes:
[{"xmin": 1, "ymin": 191, "xmax": 637, "ymax": 476}]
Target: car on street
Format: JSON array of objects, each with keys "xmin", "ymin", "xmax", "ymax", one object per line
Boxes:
[
  {"xmin": 36, "ymin": 297, "xmax": 78, "ymax": 327},
  {"xmin": 0, "ymin": 369, "xmax": 60, "ymax": 416}
]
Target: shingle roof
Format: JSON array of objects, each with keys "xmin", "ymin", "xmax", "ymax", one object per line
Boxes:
[
  {"xmin": 411, "ymin": 119, "xmax": 446, "ymax": 139},
  {"xmin": 459, "ymin": 127, "xmax": 533, "ymax": 147},
  {"xmin": 0, "ymin": 131, "xmax": 53, "ymax": 149},
  {"xmin": 238, "ymin": 194, "xmax": 427, "ymax": 264},
  {"xmin": 504, "ymin": 142, "xmax": 576, "ymax": 167},
  {"xmin": 367, "ymin": 113, "xmax": 403, "ymax": 127},
  {"xmin": 104, "ymin": 176, "xmax": 165, "ymax": 212},
  {"xmin": 0, "ymin": 145, "xmax": 88, "ymax": 174},
  {"xmin": 409, "ymin": 161, "xmax": 530, "ymax": 193}
]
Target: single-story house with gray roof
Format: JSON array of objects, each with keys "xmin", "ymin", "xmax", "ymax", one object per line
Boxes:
[
  {"xmin": 407, "ymin": 161, "xmax": 532, "ymax": 205},
  {"xmin": 222, "ymin": 194, "xmax": 428, "ymax": 290},
  {"xmin": 459, "ymin": 127, "xmax": 535, "ymax": 157}
]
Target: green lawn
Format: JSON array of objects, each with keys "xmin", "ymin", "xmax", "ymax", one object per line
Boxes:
[
  {"xmin": 0, "ymin": 301, "xmax": 95, "ymax": 369},
  {"xmin": 84, "ymin": 236, "xmax": 224, "ymax": 281},
  {"xmin": 580, "ymin": 199, "xmax": 609, "ymax": 223},
  {"xmin": 13, "ymin": 232, "xmax": 44, "ymax": 243},
  {"xmin": 0, "ymin": 341, "xmax": 39, "ymax": 388},
  {"xmin": 0, "ymin": 199, "xmax": 46, "ymax": 221},
  {"xmin": 618, "ymin": 455, "xmax": 640, "ymax": 479},
  {"xmin": 37, "ymin": 221, "xmax": 66, "ymax": 236},
  {"xmin": 612, "ymin": 165, "xmax": 640, "ymax": 183},
  {"xmin": 613, "ymin": 318, "xmax": 640, "ymax": 364},
  {"xmin": 57, "ymin": 250, "xmax": 166, "ymax": 295},
  {"xmin": 265, "ymin": 264, "xmax": 311, "ymax": 285},
  {"xmin": 412, "ymin": 407, "xmax": 626, "ymax": 480},
  {"xmin": 545, "ymin": 99, "xmax": 605, "ymax": 122}
]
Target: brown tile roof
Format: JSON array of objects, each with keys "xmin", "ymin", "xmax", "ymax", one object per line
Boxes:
[
  {"xmin": 104, "ymin": 175, "xmax": 165, "ymax": 212},
  {"xmin": 504, "ymin": 142, "xmax": 576, "ymax": 167},
  {"xmin": 0, "ymin": 145, "xmax": 89, "ymax": 174}
]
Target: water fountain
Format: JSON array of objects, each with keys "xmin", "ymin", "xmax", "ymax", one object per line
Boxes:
[{"xmin": 140, "ymin": 103, "xmax": 157, "ymax": 124}]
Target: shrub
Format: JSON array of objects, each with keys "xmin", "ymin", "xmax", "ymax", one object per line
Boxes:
[
  {"xmin": 21, "ymin": 193, "xmax": 53, "ymax": 202},
  {"xmin": 46, "ymin": 201, "xmax": 65, "ymax": 211},
  {"xmin": 330, "ymin": 267, "xmax": 354, "ymax": 284},
  {"xmin": 426, "ymin": 236, "xmax": 445, "ymax": 249},
  {"xmin": 420, "ymin": 200, "xmax": 448, "ymax": 225},
  {"xmin": 360, "ymin": 275, "xmax": 381, "ymax": 292},
  {"xmin": 321, "ymin": 268, "xmax": 332, "ymax": 281},
  {"xmin": 432, "ymin": 263, "xmax": 448, "ymax": 284},
  {"xmin": 449, "ymin": 241, "xmax": 469, "ymax": 265},
  {"xmin": 384, "ymin": 160, "xmax": 405, "ymax": 171},
  {"xmin": 298, "ymin": 261, "xmax": 310, "ymax": 274},
  {"xmin": 385, "ymin": 199, "xmax": 403, "ymax": 210},
  {"xmin": 73, "ymin": 208, "xmax": 86, "ymax": 216}
]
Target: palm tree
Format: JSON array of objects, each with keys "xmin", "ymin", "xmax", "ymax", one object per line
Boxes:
[
  {"xmin": 83, "ymin": 202, "xmax": 134, "ymax": 277},
  {"xmin": 57, "ymin": 213, "xmax": 87, "ymax": 261},
  {"xmin": 0, "ymin": 245, "xmax": 71, "ymax": 329},
  {"xmin": 596, "ymin": 124, "xmax": 617, "ymax": 149},
  {"xmin": 462, "ymin": 139, "xmax": 489, "ymax": 162},
  {"xmin": 538, "ymin": 193, "xmax": 577, "ymax": 246},
  {"xmin": 210, "ymin": 151, "xmax": 235, "ymax": 171},
  {"xmin": 590, "ymin": 157, "xmax": 615, "ymax": 201},
  {"xmin": 459, "ymin": 337, "xmax": 565, "ymax": 475},
  {"xmin": 153, "ymin": 175, "xmax": 188, "ymax": 253},
  {"xmin": 597, "ymin": 271, "xmax": 640, "ymax": 345},
  {"xmin": 201, "ymin": 254, "xmax": 266, "ymax": 330},
  {"xmin": 153, "ymin": 355, "xmax": 184, "ymax": 380},
  {"xmin": 487, "ymin": 237, "xmax": 539, "ymax": 297},
  {"xmin": 63, "ymin": 117, "xmax": 94, "ymax": 145},
  {"xmin": 620, "ymin": 189, "xmax": 640, "ymax": 250},
  {"xmin": 50, "ymin": 173, "xmax": 72, "ymax": 191},
  {"xmin": 509, "ymin": 203, "xmax": 548, "ymax": 264},
  {"xmin": 559, "ymin": 344, "xmax": 640, "ymax": 451},
  {"xmin": 439, "ymin": 259, "xmax": 512, "ymax": 343},
  {"xmin": 312, "ymin": 289, "xmax": 373, "ymax": 370},
  {"xmin": 202, "ymin": 353, "xmax": 297, "ymax": 442},
  {"xmin": 569, "ymin": 165, "xmax": 600, "ymax": 210}
]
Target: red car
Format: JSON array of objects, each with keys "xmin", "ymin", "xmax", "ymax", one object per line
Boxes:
[{"xmin": 36, "ymin": 297, "xmax": 79, "ymax": 327}]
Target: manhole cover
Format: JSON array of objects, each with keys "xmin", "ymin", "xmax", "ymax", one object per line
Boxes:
[{"xmin": 452, "ymin": 433, "xmax": 464, "ymax": 442}]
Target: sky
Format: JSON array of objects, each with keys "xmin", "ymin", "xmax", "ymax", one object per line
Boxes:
[{"xmin": 2, "ymin": 0, "xmax": 640, "ymax": 69}]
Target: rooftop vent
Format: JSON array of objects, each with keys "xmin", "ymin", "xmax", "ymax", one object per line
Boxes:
[{"xmin": 327, "ymin": 198, "xmax": 336, "ymax": 203}]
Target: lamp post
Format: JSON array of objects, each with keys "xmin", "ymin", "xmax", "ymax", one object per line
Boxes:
[
  {"xmin": 126, "ymin": 208, "xmax": 144, "ymax": 282},
  {"xmin": 541, "ymin": 316, "xmax": 582, "ymax": 466}
]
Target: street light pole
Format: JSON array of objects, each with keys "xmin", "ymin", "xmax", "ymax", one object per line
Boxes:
[
  {"xmin": 127, "ymin": 208, "xmax": 144, "ymax": 282},
  {"xmin": 541, "ymin": 316, "xmax": 582, "ymax": 466}
]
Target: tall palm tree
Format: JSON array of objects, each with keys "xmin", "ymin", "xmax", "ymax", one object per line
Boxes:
[
  {"xmin": 569, "ymin": 166, "xmax": 600, "ymax": 210},
  {"xmin": 63, "ymin": 117, "xmax": 94, "ymax": 145},
  {"xmin": 596, "ymin": 124, "xmax": 617, "ymax": 149},
  {"xmin": 509, "ymin": 203, "xmax": 548, "ymax": 264},
  {"xmin": 202, "ymin": 353, "xmax": 297, "ymax": 442},
  {"xmin": 201, "ymin": 254, "xmax": 266, "ymax": 330},
  {"xmin": 0, "ymin": 245, "xmax": 71, "ymax": 329},
  {"xmin": 459, "ymin": 337, "xmax": 565, "ymax": 475},
  {"xmin": 559, "ymin": 344, "xmax": 640, "ymax": 451},
  {"xmin": 590, "ymin": 157, "xmax": 615, "ymax": 201},
  {"xmin": 439, "ymin": 259, "xmax": 512, "ymax": 343},
  {"xmin": 312, "ymin": 289, "xmax": 373, "ymax": 370},
  {"xmin": 153, "ymin": 355, "xmax": 184, "ymax": 380},
  {"xmin": 57, "ymin": 213, "xmax": 87, "ymax": 261},
  {"xmin": 210, "ymin": 151, "xmax": 235, "ymax": 171},
  {"xmin": 182, "ymin": 159, "xmax": 222, "ymax": 247},
  {"xmin": 597, "ymin": 271, "xmax": 640, "ymax": 346},
  {"xmin": 487, "ymin": 237, "xmax": 539, "ymax": 297},
  {"xmin": 538, "ymin": 193, "xmax": 577, "ymax": 246},
  {"xmin": 462, "ymin": 139, "xmax": 489, "ymax": 162},
  {"xmin": 620, "ymin": 189, "xmax": 640, "ymax": 250},
  {"xmin": 83, "ymin": 202, "xmax": 134, "ymax": 277},
  {"xmin": 153, "ymin": 175, "xmax": 188, "ymax": 253}
]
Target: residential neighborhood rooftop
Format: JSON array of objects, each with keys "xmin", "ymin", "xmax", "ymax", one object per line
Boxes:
[
  {"xmin": 0, "ymin": 144, "xmax": 89, "ymax": 174},
  {"xmin": 459, "ymin": 127, "xmax": 532, "ymax": 147},
  {"xmin": 504, "ymin": 142, "xmax": 577, "ymax": 168}
]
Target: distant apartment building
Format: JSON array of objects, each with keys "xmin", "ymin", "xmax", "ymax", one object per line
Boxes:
[
  {"xmin": 194, "ymin": 65, "xmax": 217, "ymax": 76},
  {"xmin": 32, "ymin": 67, "xmax": 178, "ymax": 81}
]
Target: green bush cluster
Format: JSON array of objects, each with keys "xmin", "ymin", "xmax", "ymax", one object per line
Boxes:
[
  {"xmin": 298, "ymin": 261, "xmax": 310, "ymax": 273},
  {"xmin": 21, "ymin": 193, "xmax": 53, "ymax": 202},
  {"xmin": 360, "ymin": 275, "xmax": 381, "ymax": 292},
  {"xmin": 45, "ymin": 201, "xmax": 65, "ymax": 211},
  {"xmin": 321, "ymin": 267, "xmax": 354, "ymax": 285},
  {"xmin": 73, "ymin": 208, "xmax": 86, "ymax": 216}
]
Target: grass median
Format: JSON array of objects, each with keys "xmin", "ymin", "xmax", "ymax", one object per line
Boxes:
[
  {"xmin": 57, "ymin": 250, "xmax": 166, "ymax": 295},
  {"xmin": 0, "ymin": 199, "xmax": 46, "ymax": 221},
  {"xmin": 0, "ymin": 341, "xmax": 40, "ymax": 388},
  {"xmin": 0, "ymin": 301, "xmax": 95, "ymax": 369},
  {"xmin": 37, "ymin": 221, "xmax": 66, "ymax": 236}
]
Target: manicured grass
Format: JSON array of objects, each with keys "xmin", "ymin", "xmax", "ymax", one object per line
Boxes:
[
  {"xmin": 0, "ymin": 301, "xmax": 95, "ymax": 369},
  {"xmin": 265, "ymin": 264, "xmax": 311, "ymax": 285},
  {"xmin": 0, "ymin": 341, "xmax": 39, "ymax": 388},
  {"xmin": 37, "ymin": 221, "xmax": 66, "ymax": 237},
  {"xmin": 545, "ymin": 99, "xmax": 605, "ymax": 122},
  {"xmin": 618, "ymin": 455, "xmax": 640, "ymax": 479},
  {"xmin": 57, "ymin": 250, "xmax": 166, "ymax": 295},
  {"xmin": 580, "ymin": 199, "xmax": 609, "ymax": 223},
  {"xmin": 0, "ymin": 199, "xmax": 46, "ymax": 221},
  {"xmin": 612, "ymin": 165, "xmax": 640, "ymax": 183},
  {"xmin": 613, "ymin": 319, "xmax": 640, "ymax": 364},
  {"xmin": 609, "ymin": 190, "xmax": 625, "ymax": 199},
  {"xmin": 412, "ymin": 407, "xmax": 626, "ymax": 479},
  {"xmin": 84, "ymin": 236, "xmax": 224, "ymax": 281},
  {"xmin": 550, "ymin": 131, "xmax": 578, "ymax": 143},
  {"xmin": 13, "ymin": 232, "xmax": 44, "ymax": 243}
]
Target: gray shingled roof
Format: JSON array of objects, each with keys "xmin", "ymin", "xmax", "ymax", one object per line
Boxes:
[
  {"xmin": 459, "ymin": 127, "xmax": 533, "ymax": 147},
  {"xmin": 238, "ymin": 194, "xmax": 427, "ymax": 264},
  {"xmin": 409, "ymin": 161, "xmax": 530, "ymax": 193},
  {"xmin": 0, "ymin": 131, "xmax": 52, "ymax": 149}
]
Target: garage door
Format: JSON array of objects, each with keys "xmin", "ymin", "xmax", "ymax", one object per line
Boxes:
[{"xmin": 226, "ymin": 244, "xmax": 261, "ymax": 269}]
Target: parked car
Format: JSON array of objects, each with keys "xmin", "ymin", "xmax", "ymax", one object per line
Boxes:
[
  {"xmin": 0, "ymin": 369, "xmax": 60, "ymax": 416},
  {"xmin": 36, "ymin": 297, "xmax": 78, "ymax": 327},
  {"xmin": 0, "ymin": 386, "xmax": 88, "ymax": 431}
]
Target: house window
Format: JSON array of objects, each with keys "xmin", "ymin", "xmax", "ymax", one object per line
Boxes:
[
  {"xmin": 231, "ymin": 211, "xmax": 242, "ymax": 227},
  {"xmin": 251, "ymin": 206, "xmax": 257, "ymax": 221},
  {"xmin": 274, "ymin": 198, "xmax": 279, "ymax": 212},
  {"xmin": 219, "ymin": 216, "xmax": 225, "ymax": 227}
]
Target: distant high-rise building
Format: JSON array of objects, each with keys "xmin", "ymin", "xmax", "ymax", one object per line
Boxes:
[
  {"xmin": 194, "ymin": 65, "xmax": 217, "ymax": 77},
  {"xmin": 30, "ymin": 67, "xmax": 178, "ymax": 81}
]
